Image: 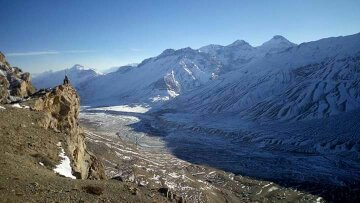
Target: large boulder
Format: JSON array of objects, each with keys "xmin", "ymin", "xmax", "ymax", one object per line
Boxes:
[{"xmin": 33, "ymin": 84, "xmax": 106, "ymax": 180}]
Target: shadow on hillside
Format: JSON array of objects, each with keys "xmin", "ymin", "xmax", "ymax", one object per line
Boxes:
[{"xmin": 83, "ymin": 108, "xmax": 360, "ymax": 203}]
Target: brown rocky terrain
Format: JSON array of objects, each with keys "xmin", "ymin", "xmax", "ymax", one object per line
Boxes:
[
  {"xmin": 0, "ymin": 52, "xmax": 35, "ymax": 103},
  {"xmin": 0, "ymin": 104, "xmax": 168, "ymax": 202},
  {"xmin": 0, "ymin": 53, "xmax": 168, "ymax": 202},
  {"xmin": 0, "ymin": 53, "xmax": 323, "ymax": 202}
]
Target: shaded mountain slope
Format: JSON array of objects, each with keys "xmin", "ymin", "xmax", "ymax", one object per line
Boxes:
[{"xmin": 165, "ymin": 33, "xmax": 360, "ymax": 121}]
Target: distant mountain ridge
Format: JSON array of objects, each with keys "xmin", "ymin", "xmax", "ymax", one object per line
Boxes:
[
  {"xmin": 33, "ymin": 33, "xmax": 360, "ymax": 121},
  {"xmin": 78, "ymin": 35, "xmax": 299, "ymax": 106},
  {"xmin": 32, "ymin": 64, "xmax": 101, "ymax": 90},
  {"xmin": 166, "ymin": 33, "xmax": 360, "ymax": 121}
]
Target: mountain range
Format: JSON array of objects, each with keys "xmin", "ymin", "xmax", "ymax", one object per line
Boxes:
[
  {"xmin": 33, "ymin": 33, "xmax": 360, "ymax": 122},
  {"xmin": 32, "ymin": 64, "xmax": 101, "ymax": 90}
]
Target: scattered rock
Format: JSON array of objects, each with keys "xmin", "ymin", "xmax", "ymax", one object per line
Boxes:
[
  {"xmin": 127, "ymin": 186, "xmax": 138, "ymax": 195},
  {"xmin": 158, "ymin": 187, "xmax": 185, "ymax": 202},
  {"xmin": 112, "ymin": 169, "xmax": 135, "ymax": 182},
  {"xmin": 138, "ymin": 180, "xmax": 148, "ymax": 187},
  {"xmin": 30, "ymin": 182, "xmax": 39, "ymax": 187}
]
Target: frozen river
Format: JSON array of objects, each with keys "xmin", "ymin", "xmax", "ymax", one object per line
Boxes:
[{"xmin": 80, "ymin": 105, "xmax": 360, "ymax": 202}]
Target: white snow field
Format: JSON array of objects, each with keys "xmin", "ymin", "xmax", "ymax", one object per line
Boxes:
[
  {"xmin": 53, "ymin": 143, "xmax": 76, "ymax": 179},
  {"xmin": 89, "ymin": 105, "xmax": 150, "ymax": 114}
]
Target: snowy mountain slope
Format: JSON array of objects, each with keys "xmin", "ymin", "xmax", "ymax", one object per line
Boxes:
[
  {"xmin": 103, "ymin": 63, "xmax": 138, "ymax": 74},
  {"xmin": 152, "ymin": 104, "xmax": 360, "ymax": 202},
  {"xmin": 79, "ymin": 36, "xmax": 297, "ymax": 106},
  {"xmin": 199, "ymin": 35, "xmax": 297, "ymax": 73},
  {"xmin": 257, "ymin": 35, "xmax": 296, "ymax": 54},
  {"xmin": 32, "ymin": 64, "xmax": 101, "ymax": 90},
  {"xmin": 48, "ymin": 33, "xmax": 360, "ymax": 123},
  {"xmin": 165, "ymin": 33, "xmax": 360, "ymax": 121},
  {"xmin": 243, "ymin": 55, "xmax": 360, "ymax": 121},
  {"xmin": 79, "ymin": 48, "xmax": 220, "ymax": 106}
]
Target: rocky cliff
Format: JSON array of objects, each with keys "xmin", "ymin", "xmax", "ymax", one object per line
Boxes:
[
  {"xmin": 0, "ymin": 51, "xmax": 105, "ymax": 179},
  {"xmin": 0, "ymin": 53, "xmax": 168, "ymax": 202},
  {"xmin": 32, "ymin": 84, "xmax": 106, "ymax": 179},
  {"xmin": 0, "ymin": 52, "xmax": 35, "ymax": 103},
  {"xmin": 0, "ymin": 92, "xmax": 167, "ymax": 203}
]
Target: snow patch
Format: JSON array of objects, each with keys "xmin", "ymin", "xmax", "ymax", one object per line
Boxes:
[
  {"xmin": 150, "ymin": 174, "xmax": 160, "ymax": 181},
  {"xmin": 268, "ymin": 186, "xmax": 278, "ymax": 192},
  {"xmin": 53, "ymin": 143, "xmax": 76, "ymax": 179},
  {"xmin": 151, "ymin": 95, "xmax": 170, "ymax": 102},
  {"xmin": 10, "ymin": 103, "xmax": 30, "ymax": 109},
  {"xmin": 168, "ymin": 172, "xmax": 181, "ymax": 178},
  {"xmin": 11, "ymin": 103, "xmax": 22, "ymax": 108},
  {"xmin": 91, "ymin": 105, "xmax": 150, "ymax": 113},
  {"xmin": 165, "ymin": 180, "xmax": 177, "ymax": 189}
]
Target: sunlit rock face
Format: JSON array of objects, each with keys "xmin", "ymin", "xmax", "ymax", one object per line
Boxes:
[{"xmin": 33, "ymin": 84, "xmax": 106, "ymax": 180}]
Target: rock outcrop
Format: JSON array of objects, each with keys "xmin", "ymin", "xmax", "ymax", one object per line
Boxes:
[
  {"xmin": 0, "ymin": 73, "xmax": 9, "ymax": 103},
  {"xmin": 33, "ymin": 84, "xmax": 106, "ymax": 180},
  {"xmin": 0, "ymin": 52, "xmax": 35, "ymax": 103}
]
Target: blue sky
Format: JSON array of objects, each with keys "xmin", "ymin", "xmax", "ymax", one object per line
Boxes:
[{"xmin": 1, "ymin": 0, "xmax": 359, "ymax": 73}]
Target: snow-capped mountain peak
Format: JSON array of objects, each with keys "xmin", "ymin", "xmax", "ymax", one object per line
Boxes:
[
  {"xmin": 228, "ymin": 40, "xmax": 252, "ymax": 48},
  {"xmin": 70, "ymin": 64, "xmax": 87, "ymax": 71},
  {"xmin": 68, "ymin": 64, "xmax": 102, "ymax": 75},
  {"xmin": 166, "ymin": 33, "xmax": 360, "ymax": 122},
  {"xmin": 258, "ymin": 35, "xmax": 296, "ymax": 53},
  {"xmin": 34, "ymin": 33, "xmax": 360, "ymax": 123},
  {"xmin": 32, "ymin": 64, "xmax": 101, "ymax": 90},
  {"xmin": 271, "ymin": 35, "xmax": 288, "ymax": 40},
  {"xmin": 198, "ymin": 44, "xmax": 223, "ymax": 53},
  {"xmin": 159, "ymin": 49, "xmax": 176, "ymax": 57}
]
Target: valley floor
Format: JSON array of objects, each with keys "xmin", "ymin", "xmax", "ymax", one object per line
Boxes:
[
  {"xmin": 80, "ymin": 105, "xmax": 323, "ymax": 203},
  {"xmin": 154, "ymin": 111, "xmax": 360, "ymax": 202}
]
